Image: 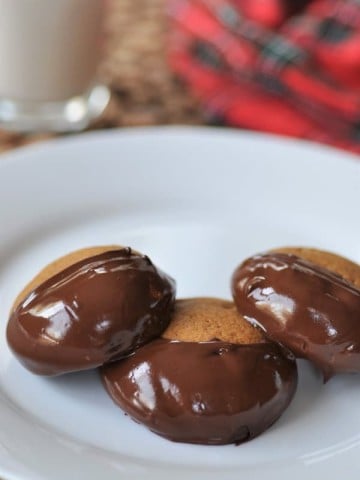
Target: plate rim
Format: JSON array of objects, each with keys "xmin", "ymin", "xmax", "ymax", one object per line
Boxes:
[{"xmin": 0, "ymin": 125, "xmax": 359, "ymax": 167}]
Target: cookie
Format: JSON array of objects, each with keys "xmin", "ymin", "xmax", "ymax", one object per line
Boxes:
[
  {"xmin": 7, "ymin": 246, "xmax": 176, "ymax": 375},
  {"xmin": 232, "ymin": 248, "xmax": 360, "ymax": 381},
  {"xmin": 101, "ymin": 297, "xmax": 297, "ymax": 445},
  {"xmin": 162, "ymin": 297, "xmax": 264, "ymax": 344}
]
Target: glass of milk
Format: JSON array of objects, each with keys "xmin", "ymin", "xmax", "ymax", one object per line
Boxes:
[{"xmin": 0, "ymin": 0, "xmax": 110, "ymax": 132}]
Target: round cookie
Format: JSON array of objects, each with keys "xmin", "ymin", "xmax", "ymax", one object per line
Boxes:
[
  {"xmin": 7, "ymin": 246, "xmax": 176, "ymax": 376},
  {"xmin": 232, "ymin": 248, "xmax": 360, "ymax": 381},
  {"xmin": 101, "ymin": 297, "xmax": 298, "ymax": 445}
]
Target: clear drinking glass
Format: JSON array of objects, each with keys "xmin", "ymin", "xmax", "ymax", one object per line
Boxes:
[{"xmin": 0, "ymin": 0, "xmax": 110, "ymax": 132}]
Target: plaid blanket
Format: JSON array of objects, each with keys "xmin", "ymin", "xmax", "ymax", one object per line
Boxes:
[{"xmin": 168, "ymin": 0, "xmax": 360, "ymax": 154}]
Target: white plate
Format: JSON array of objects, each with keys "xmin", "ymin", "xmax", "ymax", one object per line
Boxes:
[{"xmin": 0, "ymin": 127, "xmax": 359, "ymax": 480}]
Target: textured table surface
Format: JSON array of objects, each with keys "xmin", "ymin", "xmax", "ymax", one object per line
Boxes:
[{"xmin": 0, "ymin": 0, "xmax": 203, "ymax": 153}]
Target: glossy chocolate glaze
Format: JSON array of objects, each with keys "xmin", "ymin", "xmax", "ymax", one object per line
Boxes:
[
  {"xmin": 232, "ymin": 253, "xmax": 360, "ymax": 380},
  {"xmin": 7, "ymin": 249, "xmax": 176, "ymax": 375},
  {"xmin": 101, "ymin": 338, "xmax": 297, "ymax": 445}
]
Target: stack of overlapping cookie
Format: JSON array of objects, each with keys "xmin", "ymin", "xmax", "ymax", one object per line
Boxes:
[{"xmin": 6, "ymin": 245, "xmax": 360, "ymax": 445}]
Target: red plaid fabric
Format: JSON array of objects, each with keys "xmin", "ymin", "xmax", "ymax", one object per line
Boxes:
[{"xmin": 168, "ymin": 0, "xmax": 360, "ymax": 154}]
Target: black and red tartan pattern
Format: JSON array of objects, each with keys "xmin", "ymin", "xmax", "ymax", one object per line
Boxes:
[{"xmin": 168, "ymin": 0, "xmax": 360, "ymax": 154}]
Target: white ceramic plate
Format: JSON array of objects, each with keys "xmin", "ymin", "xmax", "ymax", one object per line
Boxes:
[{"xmin": 0, "ymin": 127, "xmax": 359, "ymax": 480}]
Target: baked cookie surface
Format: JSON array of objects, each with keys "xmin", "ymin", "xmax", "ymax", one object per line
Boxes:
[{"xmin": 162, "ymin": 297, "xmax": 264, "ymax": 344}]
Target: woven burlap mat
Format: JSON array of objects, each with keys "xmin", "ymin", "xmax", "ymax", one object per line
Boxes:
[{"xmin": 0, "ymin": 0, "xmax": 204, "ymax": 153}]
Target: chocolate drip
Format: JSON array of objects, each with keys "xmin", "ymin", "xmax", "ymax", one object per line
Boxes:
[
  {"xmin": 101, "ymin": 338, "xmax": 297, "ymax": 445},
  {"xmin": 7, "ymin": 249, "xmax": 176, "ymax": 375},
  {"xmin": 232, "ymin": 253, "xmax": 360, "ymax": 380}
]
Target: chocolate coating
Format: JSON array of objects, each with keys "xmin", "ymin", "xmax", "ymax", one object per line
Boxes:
[
  {"xmin": 232, "ymin": 253, "xmax": 360, "ymax": 380},
  {"xmin": 7, "ymin": 249, "xmax": 176, "ymax": 376},
  {"xmin": 101, "ymin": 339, "xmax": 297, "ymax": 445}
]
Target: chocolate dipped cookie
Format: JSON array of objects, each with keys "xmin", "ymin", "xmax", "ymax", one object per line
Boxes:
[
  {"xmin": 7, "ymin": 246, "xmax": 176, "ymax": 375},
  {"xmin": 101, "ymin": 297, "xmax": 298, "ymax": 445},
  {"xmin": 232, "ymin": 248, "xmax": 360, "ymax": 381}
]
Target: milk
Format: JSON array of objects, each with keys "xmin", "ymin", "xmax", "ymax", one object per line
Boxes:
[{"xmin": 0, "ymin": 0, "xmax": 104, "ymax": 102}]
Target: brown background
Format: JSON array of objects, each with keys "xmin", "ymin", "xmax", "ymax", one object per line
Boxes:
[{"xmin": 0, "ymin": 0, "xmax": 203, "ymax": 153}]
